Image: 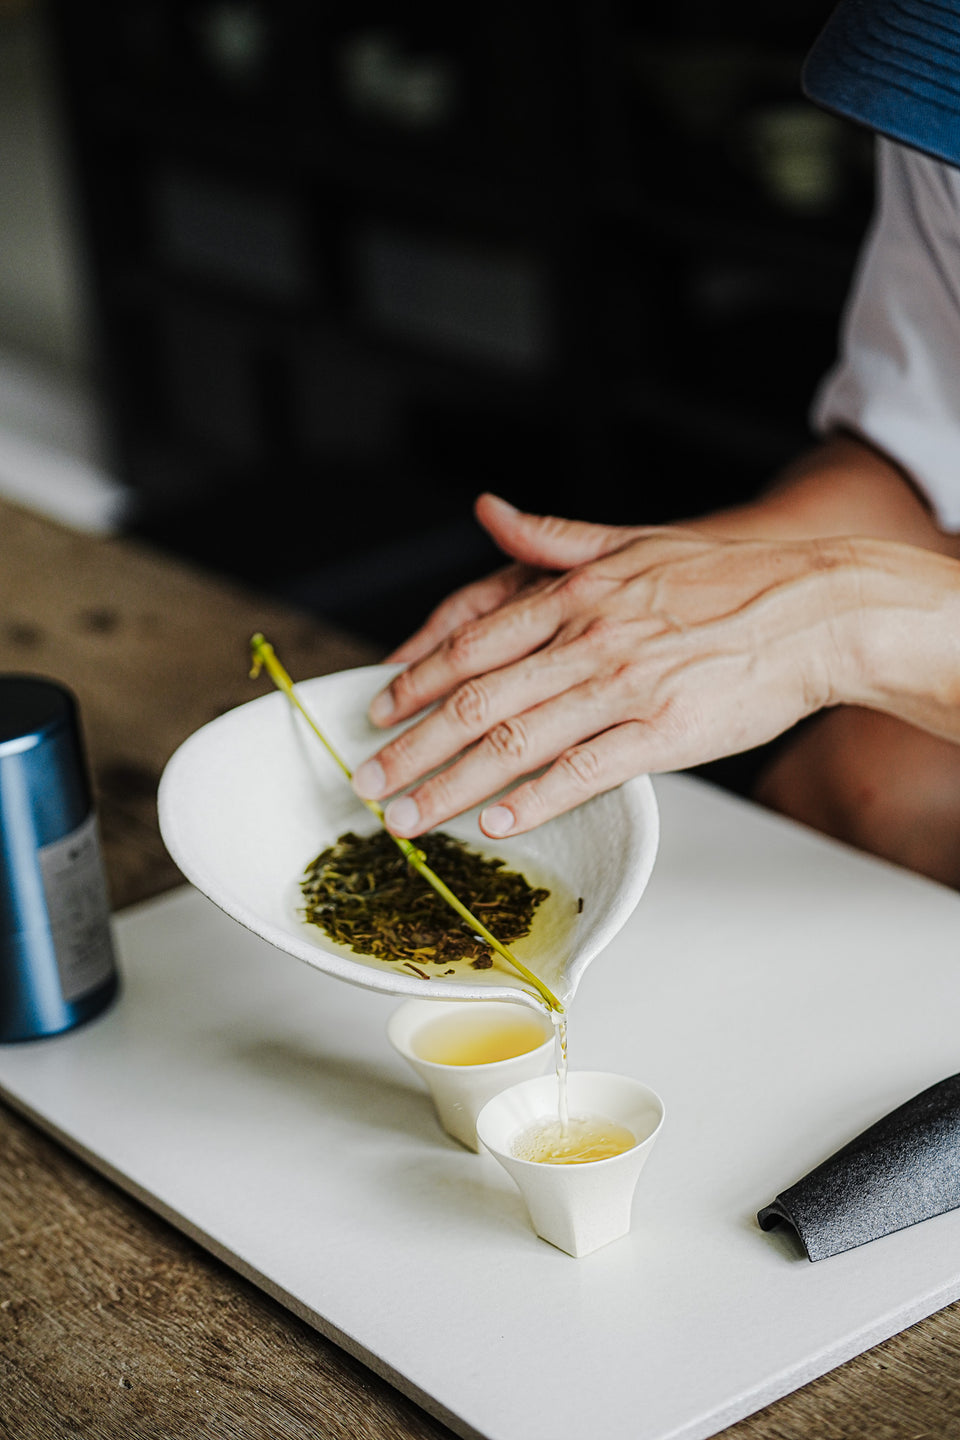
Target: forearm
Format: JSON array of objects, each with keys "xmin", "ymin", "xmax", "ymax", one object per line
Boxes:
[{"xmin": 692, "ymin": 432, "xmax": 960, "ymax": 559}]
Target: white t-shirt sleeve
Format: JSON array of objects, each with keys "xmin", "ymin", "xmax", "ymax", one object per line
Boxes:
[{"xmin": 812, "ymin": 137, "xmax": 960, "ymax": 531}]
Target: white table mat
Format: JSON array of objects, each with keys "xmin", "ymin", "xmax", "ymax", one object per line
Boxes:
[{"xmin": 2, "ymin": 773, "xmax": 960, "ymax": 1440}]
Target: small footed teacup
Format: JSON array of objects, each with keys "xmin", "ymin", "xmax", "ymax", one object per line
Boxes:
[
  {"xmin": 387, "ymin": 998, "xmax": 556, "ymax": 1151},
  {"xmin": 476, "ymin": 1071, "xmax": 665, "ymax": 1257}
]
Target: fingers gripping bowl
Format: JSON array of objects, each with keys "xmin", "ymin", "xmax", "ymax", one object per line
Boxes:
[{"xmin": 157, "ymin": 665, "xmax": 659, "ymax": 1011}]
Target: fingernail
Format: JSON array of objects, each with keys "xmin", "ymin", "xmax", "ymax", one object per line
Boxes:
[
  {"xmin": 369, "ymin": 691, "xmax": 395, "ymax": 726},
  {"xmin": 481, "ymin": 804, "xmax": 515, "ymax": 837},
  {"xmin": 352, "ymin": 758, "xmax": 386, "ymax": 800},
  {"xmin": 487, "ymin": 494, "xmax": 517, "ymax": 514},
  {"xmin": 385, "ymin": 795, "xmax": 420, "ymax": 835}
]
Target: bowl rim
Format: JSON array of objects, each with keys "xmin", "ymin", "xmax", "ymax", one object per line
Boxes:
[{"xmin": 158, "ymin": 665, "xmax": 660, "ymax": 1010}]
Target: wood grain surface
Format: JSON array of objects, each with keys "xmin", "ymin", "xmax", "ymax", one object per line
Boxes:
[{"xmin": 2, "ymin": 497, "xmax": 960, "ymax": 1440}]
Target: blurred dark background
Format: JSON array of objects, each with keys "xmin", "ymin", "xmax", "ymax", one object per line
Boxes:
[{"xmin": 41, "ymin": 0, "xmax": 874, "ymax": 649}]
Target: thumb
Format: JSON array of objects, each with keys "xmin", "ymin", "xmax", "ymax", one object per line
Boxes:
[{"xmin": 475, "ymin": 493, "xmax": 636, "ymax": 569}]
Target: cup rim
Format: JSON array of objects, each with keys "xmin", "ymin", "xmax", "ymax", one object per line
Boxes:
[
  {"xmin": 475, "ymin": 1070, "xmax": 665, "ymax": 1167},
  {"xmin": 386, "ymin": 997, "xmax": 556, "ymax": 1071}
]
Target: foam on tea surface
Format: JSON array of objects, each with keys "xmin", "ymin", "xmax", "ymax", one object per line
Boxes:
[{"xmin": 511, "ymin": 1114, "xmax": 637, "ymax": 1165}]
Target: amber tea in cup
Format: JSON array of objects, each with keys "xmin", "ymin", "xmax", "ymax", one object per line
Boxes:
[{"xmin": 412, "ymin": 1005, "xmax": 552, "ymax": 1067}]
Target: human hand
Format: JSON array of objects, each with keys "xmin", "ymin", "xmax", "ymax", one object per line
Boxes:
[{"xmin": 354, "ymin": 505, "xmax": 870, "ymax": 838}]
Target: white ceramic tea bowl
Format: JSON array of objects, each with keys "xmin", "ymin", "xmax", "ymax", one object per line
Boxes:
[
  {"xmin": 387, "ymin": 998, "xmax": 556, "ymax": 1151},
  {"xmin": 475, "ymin": 1071, "xmax": 665, "ymax": 1257},
  {"xmin": 158, "ymin": 664, "xmax": 659, "ymax": 1011}
]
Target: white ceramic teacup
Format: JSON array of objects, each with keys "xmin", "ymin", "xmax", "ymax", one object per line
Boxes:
[
  {"xmin": 475, "ymin": 1071, "xmax": 665, "ymax": 1257},
  {"xmin": 386, "ymin": 998, "xmax": 556, "ymax": 1151}
]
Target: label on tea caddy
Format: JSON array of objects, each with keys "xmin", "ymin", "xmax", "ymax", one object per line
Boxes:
[{"xmin": 38, "ymin": 813, "xmax": 116, "ymax": 1002}]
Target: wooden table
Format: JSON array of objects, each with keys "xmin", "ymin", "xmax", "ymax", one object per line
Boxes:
[{"xmin": 1, "ymin": 497, "xmax": 959, "ymax": 1440}]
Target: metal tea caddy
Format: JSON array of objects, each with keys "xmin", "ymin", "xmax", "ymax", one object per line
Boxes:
[{"xmin": 0, "ymin": 674, "xmax": 118, "ymax": 1042}]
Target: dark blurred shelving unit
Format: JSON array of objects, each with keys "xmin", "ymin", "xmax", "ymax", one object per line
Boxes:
[{"xmin": 46, "ymin": 0, "xmax": 873, "ymax": 646}]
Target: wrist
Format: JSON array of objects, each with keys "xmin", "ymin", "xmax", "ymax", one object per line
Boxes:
[{"xmin": 836, "ymin": 539, "xmax": 960, "ymax": 739}]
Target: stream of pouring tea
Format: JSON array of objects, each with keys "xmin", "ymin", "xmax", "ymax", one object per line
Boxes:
[
  {"xmin": 553, "ymin": 1013, "xmax": 569, "ymax": 1132},
  {"xmin": 512, "ymin": 1012, "xmax": 636, "ymax": 1165}
]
